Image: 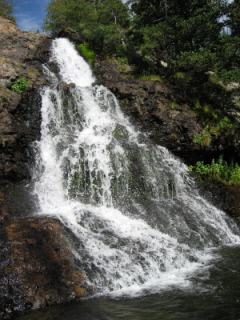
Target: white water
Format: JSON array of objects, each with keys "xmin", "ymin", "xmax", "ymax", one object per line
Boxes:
[{"xmin": 33, "ymin": 38, "xmax": 240, "ymax": 296}]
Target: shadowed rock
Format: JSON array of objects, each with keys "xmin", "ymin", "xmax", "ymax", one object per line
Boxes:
[{"xmin": 0, "ymin": 217, "xmax": 86, "ymax": 319}]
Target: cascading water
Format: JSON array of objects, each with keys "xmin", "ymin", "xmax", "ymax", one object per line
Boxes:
[{"xmin": 33, "ymin": 38, "xmax": 240, "ymax": 296}]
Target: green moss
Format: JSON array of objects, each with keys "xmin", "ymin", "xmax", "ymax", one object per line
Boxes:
[
  {"xmin": 168, "ymin": 101, "xmax": 179, "ymax": 109},
  {"xmin": 139, "ymin": 75, "xmax": 163, "ymax": 82},
  {"xmin": 192, "ymin": 100, "xmax": 219, "ymax": 123},
  {"xmin": 1, "ymin": 139, "xmax": 6, "ymax": 147},
  {"xmin": 113, "ymin": 125, "xmax": 127, "ymax": 140}
]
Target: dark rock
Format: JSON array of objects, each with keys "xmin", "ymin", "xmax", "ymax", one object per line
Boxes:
[
  {"xmin": 57, "ymin": 82, "xmax": 76, "ymax": 91},
  {"xmin": 0, "ymin": 17, "xmax": 51, "ymax": 183},
  {"xmin": 95, "ymin": 60, "xmax": 240, "ymax": 165},
  {"xmin": 95, "ymin": 61, "xmax": 204, "ymax": 163},
  {"xmin": 198, "ymin": 180, "xmax": 240, "ymax": 220},
  {"xmin": 0, "ymin": 217, "xmax": 86, "ymax": 319}
]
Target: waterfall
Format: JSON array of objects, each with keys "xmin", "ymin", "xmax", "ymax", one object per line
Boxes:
[{"xmin": 33, "ymin": 38, "xmax": 240, "ymax": 297}]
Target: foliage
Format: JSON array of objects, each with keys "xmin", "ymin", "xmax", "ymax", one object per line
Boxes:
[
  {"xmin": 43, "ymin": 0, "xmax": 240, "ymax": 112},
  {"xmin": 77, "ymin": 43, "xmax": 95, "ymax": 65},
  {"xmin": 192, "ymin": 114, "xmax": 239, "ymax": 147},
  {"xmin": 11, "ymin": 78, "xmax": 30, "ymax": 94},
  {"xmin": 189, "ymin": 156, "xmax": 240, "ymax": 185},
  {"xmin": 0, "ymin": 0, "xmax": 15, "ymax": 22},
  {"xmin": 43, "ymin": 0, "xmax": 129, "ymax": 57},
  {"xmin": 192, "ymin": 132, "xmax": 212, "ymax": 147},
  {"xmin": 127, "ymin": 0, "xmax": 239, "ymax": 106}
]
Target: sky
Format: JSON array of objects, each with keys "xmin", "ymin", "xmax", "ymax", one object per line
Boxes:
[
  {"xmin": 13, "ymin": 0, "xmax": 128, "ymax": 32},
  {"xmin": 13, "ymin": 0, "xmax": 50, "ymax": 32}
]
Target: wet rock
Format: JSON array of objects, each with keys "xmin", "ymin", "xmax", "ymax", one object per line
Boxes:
[
  {"xmin": 95, "ymin": 60, "xmax": 240, "ymax": 220},
  {"xmin": 0, "ymin": 17, "xmax": 51, "ymax": 183},
  {"xmin": 57, "ymin": 82, "xmax": 76, "ymax": 91},
  {"xmin": 95, "ymin": 61, "xmax": 204, "ymax": 163},
  {"xmin": 95, "ymin": 60, "xmax": 240, "ymax": 165},
  {"xmin": 198, "ymin": 180, "xmax": 240, "ymax": 220},
  {"xmin": 0, "ymin": 217, "xmax": 86, "ymax": 319}
]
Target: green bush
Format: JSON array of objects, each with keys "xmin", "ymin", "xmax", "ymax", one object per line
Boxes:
[
  {"xmin": 192, "ymin": 132, "xmax": 212, "ymax": 147},
  {"xmin": 189, "ymin": 156, "xmax": 240, "ymax": 185},
  {"xmin": 77, "ymin": 43, "xmax": 95, "ymax": 66},
  {"xmin": 11, "ymin": 77, "xmax": 30, "ymax": 94}
]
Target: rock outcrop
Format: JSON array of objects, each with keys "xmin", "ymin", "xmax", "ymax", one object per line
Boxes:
[
  {"xmin": 95, "ymin": 61, "xmax": 240, "ymax": 165},
  {"xmin": 0, "ymin": 217, "xmax": 85, "ymax": 319},
  {"xmin": 95, "ymin": 61, "xmax": 240, "ymax": 219},
  {"xmin": 0, "ymin": 16, "xmax": 51, "ymax": 183},
  {"xmin": 0, "ymin": 18, "xmax": 86, "ymax": 319}
]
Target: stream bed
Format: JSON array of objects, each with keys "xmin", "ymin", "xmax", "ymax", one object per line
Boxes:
[{"xmin": 19, "ymin": 245, "xmax": 240, "ymax": 320}]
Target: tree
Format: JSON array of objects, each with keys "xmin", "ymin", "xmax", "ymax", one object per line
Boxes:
[
  {"xmin": 44, "ymin": 0, "xmax": 129, "ymax": 57},
  {"xmin": 228, "ymin": 0, "xmax": 240, "ymax": 37},
  {"xmin": 0, "ymin": 0, "xmax": 15, "ymax": 22},
  {"xmin": 43, "ymin": 0, "xmax": 96, "ymax": 37},
  {"xmin": 129, "ymin": 0, "xmax": 229, "ymax": 67},
  {"xmin": 128, "ymin": 0, "xmax": 239, "ymax": 79}
]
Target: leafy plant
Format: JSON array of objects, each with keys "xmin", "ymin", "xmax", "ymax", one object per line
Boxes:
[
  {"xmin": 11, "ymin": 77, "xmax": 30, "ymax": 94},
  {"xmin": 189, "ymin": 156, "xmax": 240, "ymax": 185},
  {"xmin": 218, "ymin": 116, "xmax": 235, "ymax": 129},
  {"xmin": 77, "ymin": 43, "xmax": 95, "ymax": 66},
  {"xmin": 192, "ymin": 132, "xmax": 212, "ymax": 147}
]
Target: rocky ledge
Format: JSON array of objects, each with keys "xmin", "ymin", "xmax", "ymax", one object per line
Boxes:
[
  {"xmin": 0, "ymin": 17, "xmax": 51, "ymax": 183},
  {"xmin": 0, "ymin": 216, "xmax": 85, "ymax": 319},
  {"xmin": 0, "ymin": 18, "xmax": 86, "ymax": 319},
  {"xmin": 95, "ymin": 61, "xmax": 240, "ymax": 165}
]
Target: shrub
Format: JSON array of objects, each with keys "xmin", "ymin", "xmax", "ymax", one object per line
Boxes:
[
  {"xmin": 192, "ymin": 132, "xmax": 212, "ymax": 147},
  {"xmin": 189, "ymin": 156, "xmax": 240, "ymax": 185},
  {"xmin": 77, "ymin": 43, "xmax": 95, "ymax": 66},
  {"xmin": 11, "ymin": 77, "xmax": 30, "ymax": 94}
]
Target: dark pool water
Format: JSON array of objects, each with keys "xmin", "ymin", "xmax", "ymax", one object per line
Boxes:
[{"xmin": 19, "ymin": 246, "xmax": 240, "ymax": 320}]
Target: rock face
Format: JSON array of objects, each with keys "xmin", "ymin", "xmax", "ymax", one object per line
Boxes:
[
  {"xmin": 0, "ymin": 18, "xmax": 86, "ymax": 319},
  {"xmin": 0, "ymin": 16, "xmax": 51, "ymax": 183},
  {"xmin": 0, "ymin": 217, "xmax": 85, "ymax": 319},
  {"xmin": 95, "ymin": 61, "xmax": 240, "ymax": 218},
  {"xmin": 95, "ymin": 61, "xmax": 240, "ymax": 165}
]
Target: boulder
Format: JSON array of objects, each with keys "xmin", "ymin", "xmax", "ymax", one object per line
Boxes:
[{"xmin": 0, "ymin": 216, "xmax": 86, "ymax": 319}]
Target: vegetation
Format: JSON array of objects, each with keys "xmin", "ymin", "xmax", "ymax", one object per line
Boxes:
[
  {"xmin": 43, "ymin": 0, "xmax": 129, "ymax": 58},
  {"xmin": 77, "ymin": 43, "xmax": 95, "ymax": 65},
  {"xmin": 43, "ymin": 0, "xmax": 240, "ymax": 171},
  {"xmin": 43, "ymin": 0, "xmax": 239, "ymax": 100},
  {"xmin": 0, "ymin": 0, "xmax": 15, "ymax": 22},
  {"xmin": 11, "ymin": 78, "xmax": 30, "ymax": 94},
  {"xmin": 189, "ymin": 156, "xmax": 240, "ymax": 186}
]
